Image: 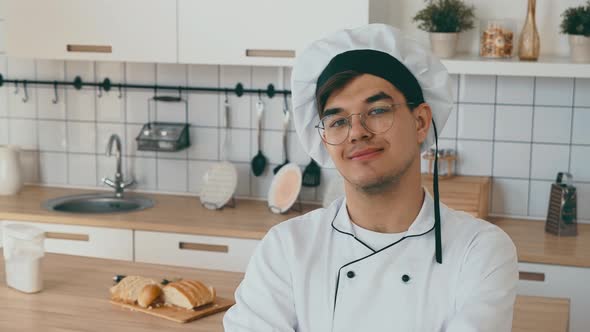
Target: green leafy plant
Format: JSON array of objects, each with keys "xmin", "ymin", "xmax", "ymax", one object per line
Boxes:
[
  {"xmin": 413, "ymin": 0, "xmax": 475, "ymax": 33},
  {"xmin": 560, "ymin": 1, "xmax": 590, "ymax": 36}
]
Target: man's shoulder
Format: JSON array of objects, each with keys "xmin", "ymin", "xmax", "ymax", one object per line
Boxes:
[{"xmin": 272, "ymin": 198, "xmax": 342, "ymax": 235}]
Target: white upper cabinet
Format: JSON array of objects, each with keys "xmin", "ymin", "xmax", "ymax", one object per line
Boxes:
[
  {"xmin": 178, "ymin": 0, "xmax": 369, "ymax": 66},
  {"xmin": 5, "ymin": 0, "xmax": 177, "ymax": 63}
]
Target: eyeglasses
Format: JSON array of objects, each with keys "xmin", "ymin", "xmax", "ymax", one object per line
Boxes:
[{"xmin": 315, "ymin": 102, "xmax": 415, "ymax": 145}]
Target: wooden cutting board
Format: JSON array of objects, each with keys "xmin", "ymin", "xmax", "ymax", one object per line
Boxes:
[{"xmin": 110, "ymin": 297, "xmax": 235, "ymax": 323}]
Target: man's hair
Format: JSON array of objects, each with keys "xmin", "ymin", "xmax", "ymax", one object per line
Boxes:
[{"xmin": 315, "ymin": 71, "xmax": 416, "ymax": 119}]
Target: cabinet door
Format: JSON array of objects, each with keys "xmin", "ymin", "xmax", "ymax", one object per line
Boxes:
[
  {"xmin": 135, "ymin": 230, "xmax": 259, "ymax": 273},
  {"xmin": 5, "ymin": 0, "xmax": 176, "ymax": 63},
  {"xmin": 518, "ymin": 262, "xmax": 590, "ymax": 332},
  {"xmin": 2, "ymin": 221, "xmax": 133, "ymax": 261},
  {"xmin": 178, "ymin": 0, "xmax": 369, "ymax": 66}
]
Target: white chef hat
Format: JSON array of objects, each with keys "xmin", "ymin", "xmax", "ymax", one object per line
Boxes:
[
  {"xmin": 291, "ymin": 23, "xmax": 454, "ymax": 264},
  {"xmin": 291, "ymin": 23, "xmax": 454, "ymax": 168}
]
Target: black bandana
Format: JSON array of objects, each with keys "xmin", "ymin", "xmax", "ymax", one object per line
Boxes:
[{"xmin": 316, "ymin": 49, "xmax": 425, "ymax": 104}]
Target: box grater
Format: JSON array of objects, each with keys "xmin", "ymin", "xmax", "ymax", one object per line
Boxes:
[{"xmin": 545, "ymin": 172, "xmax": 577, "ymax": 236}]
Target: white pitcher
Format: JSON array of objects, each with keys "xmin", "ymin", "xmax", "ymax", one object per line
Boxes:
[{"xmin": 0, "ymin": 145, "xmax": 24, "ymax": 195}]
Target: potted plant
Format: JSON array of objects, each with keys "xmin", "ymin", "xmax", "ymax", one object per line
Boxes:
[
  {"xmin": 560, "ymin": 1, "xmax": 590, "ymax": 62},
  {"xmin": 413, "ymin": 0, "xmax": 475, "ymax": 58}
]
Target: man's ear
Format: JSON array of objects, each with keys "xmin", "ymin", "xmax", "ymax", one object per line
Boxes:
[{"xmin": 414, "ymin": 103, "xmax": 432, "ymax": 145}]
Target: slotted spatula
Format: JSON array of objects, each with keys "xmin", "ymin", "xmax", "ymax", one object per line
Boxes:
[{"xmin": 273, "ymin": 95, "xmax": 291, "ymax": 174}]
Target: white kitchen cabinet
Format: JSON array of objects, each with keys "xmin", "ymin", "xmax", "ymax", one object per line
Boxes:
[
  {"xmin": 1, "ymin": 221, "xmax": 133, "ymax": 261},
  {"xmin": 134, "ymin": 230, "xmax": 259, "ymax": 273},
  {"xmin": 5, "ymin": 0, "xmax": 176, "ymax": 63},
  {"xmin": 178, "ymin": 0, "xmax": 369, "ymax": 66},
  {"xmin": 518, "ymin": 262, "xmax": 590, "ymax": 332}
]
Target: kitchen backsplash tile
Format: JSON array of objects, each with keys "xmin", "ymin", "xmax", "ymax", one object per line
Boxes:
[
  {"xmin": 67, "ymin": 122, "xmax": 96, "ymax": 153},
  {"xmin": 457, "ymin": 103, "xmax": 494, "ymax": 140},
  {"xmin": 496, "ymin": 76, "xmax": 534, "ymax": 105},
  {"xmin": 574, "ymin": 78, "xmax": 590, "ymax": 107},
  {"xmin": 570, "ymin": 146, "xmax": 590, "ymax": 182},
  {"xmin": 65, "ymin": 61, "xmax": 95, "ymax": 121},
  {"xmin": 37, "ymin": 120, "xmax": 67, "ymax": 152},
  {"xmin": 528, "ymin": 180, "xmax": 552, "ymax": 218},
  {"xmin": 534, "ymin": 77, "xmax": 574, "ymax": 106},
  {"xmin": 458, "ymin": 75, "xmax": 495, "ymax": 104},
  {"xmin": 2, "ymin": 60, "xmax": 588, "ymax": 222},
  {"xmin": 494, "ymin": 105, "xmax": 533, "ymax": 142},
  {"xmin": 20, "ymin": 150, "xmax": 39, "ymax": 183},
  {"xmin": 572, "ymin": 108, "xmax": 590, "ymax": 144},
  {"xmin": 38, "ymin": 152, "xmax": 67, "ymax": 185},
  {"xmin": 532, "ymin": 106, "xmax": 572, "ymax": 144},
  {"xmin": 491, "ymin": 178, "xmax": 529, "ymax": 217},
  {"xmin": 67, "ymin": 154, "xmax": 97, "ymax": 187},
  {"xmin": 530, "ymin": 144, "xmax": 570, "ymax": 181},
  {"xmin": 493, "ymin": 142, "xmax": 531, "ymax": 178}
]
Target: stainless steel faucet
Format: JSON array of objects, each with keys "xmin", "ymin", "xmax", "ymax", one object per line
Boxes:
[{"xmin": 102, "ymin": 134, "xmax": 135, "ymax": 197}]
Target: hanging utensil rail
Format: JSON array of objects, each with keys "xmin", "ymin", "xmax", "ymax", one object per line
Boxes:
[{"xmin": 0, "ymin": 74, "xmax": 290, "ymax": 99}]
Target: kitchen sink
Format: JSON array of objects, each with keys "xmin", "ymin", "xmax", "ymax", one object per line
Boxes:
[{"xmin": 43, "ymin": 193, "xmax": 154, "ymax": 214}]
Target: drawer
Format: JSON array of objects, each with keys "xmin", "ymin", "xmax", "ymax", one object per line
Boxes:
[
  {"xmin": 518, "ymin": 262, "xmax": 590, "ymax": 332},
  {"xmin": 1, "ymin": 220, "xmax": 133, "ymax": 261},
  {"xmin": 134, "ymin": 230, "xmax": 259, "ymax": 273}
]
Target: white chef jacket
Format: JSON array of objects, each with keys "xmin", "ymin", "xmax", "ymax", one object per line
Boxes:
[{"xmin": 223, "ymin": 188, "xmax": 518, "ymax": 331}]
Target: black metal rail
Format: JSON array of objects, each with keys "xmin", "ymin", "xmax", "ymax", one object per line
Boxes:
[{"xmin": 0, "ymin": 73, "xmax": 291, "ymax": 99}]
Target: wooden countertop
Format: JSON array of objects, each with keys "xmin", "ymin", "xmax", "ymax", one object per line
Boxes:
[
  {"xmin": 0, "ymin": 253, "xmax": 569, "ymax": 332},
  {"xmin": 1, "ymin": 186, "xmax": 590, "ymax": 268},
  {"xmin": 0, "ymin": 186, "xmax": 319, "ymax": 240},
  {"xmin": 491, "ymin": 217, "xmax": 590, "ymax": 268}
]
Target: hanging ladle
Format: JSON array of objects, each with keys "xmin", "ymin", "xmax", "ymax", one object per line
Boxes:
[
  {"xmin": 273, "ymin": 94, "xmax": 290, "ymax": 174},
  {"xmin": 251, "ymin": 94, "xmax": 268, "ymax": 176}
]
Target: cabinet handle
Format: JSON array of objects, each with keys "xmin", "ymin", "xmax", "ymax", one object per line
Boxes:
[
  {"xmin": 245, "ymin": 49, "xmax": 295, "ymax": 58},
  {"xmin": 45, "ymin": 232, "xmax": 89, "ymax": 242},
  {"xmin": 179, "ymin": 242, "xmax": 228, "ymax": 253},
  {"xmin": 519, "ymin": 271, "xmax": 545, "ymax": 282},
  {"xmin": 67, "ymin": 44, "xmax": 112, "ymax": 53}
]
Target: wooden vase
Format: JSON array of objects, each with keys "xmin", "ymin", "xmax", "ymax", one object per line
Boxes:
[{"xmin": 518, "ymin": 0, "xmax": 540, "ymax": 61}]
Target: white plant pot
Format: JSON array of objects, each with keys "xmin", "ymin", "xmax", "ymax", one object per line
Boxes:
[
  {"xmin": 568, "ymin": 34, "xmax": 590, "ymax": 63},
  {"xmin": 0, "ymin": 145, "xmax": 23, "ymax": 195},
  {"xmin": 429, "ymin": 32, "xmax": 459, "ymax": 58}
]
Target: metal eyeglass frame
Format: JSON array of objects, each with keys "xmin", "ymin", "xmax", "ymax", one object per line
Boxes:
[{"xmin": 314, "ymin": 102, "xmax": 416, "ymax": 145}]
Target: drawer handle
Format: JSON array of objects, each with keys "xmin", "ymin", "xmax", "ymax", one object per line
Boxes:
[
  {"xmin": 45, "ymin": 232, "xmax": 89, "ymax": 242},
  {"xmin": 179, "ymin": 242, "xmax": 228, "ymax": 253},
  {"xmin": 67, "ymin": 44, "xmax": 112, "ymax": 53},
  {"xmin": 245, "ymin": 49, "xmax": 295, "ymax": 58},
  {"xmin": 519, "ymin": 271, "xmax": 545, "ymax": 282}
]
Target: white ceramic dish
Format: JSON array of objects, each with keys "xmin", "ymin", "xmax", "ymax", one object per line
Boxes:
[
  {"xmin": 199, "ymin": 161, "xmax": 238, "ymax": 210},
  {"xmin": 267, "ymin": 163, "xmax": 302, "ymax": 214}
]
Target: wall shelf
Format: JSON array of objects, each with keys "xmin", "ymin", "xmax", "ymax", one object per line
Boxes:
[{"xmin": 441, "ymin": 54, "xmax": 590, "ymax": 78}]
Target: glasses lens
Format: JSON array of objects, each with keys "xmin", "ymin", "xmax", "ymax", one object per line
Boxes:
[
  {"xmin": 318, "ymin": 115, "xmax": 349, "ymax": 145},
  {"xmin": 364, "ymin": 105, "xmax": 394, "ymax": 133}
]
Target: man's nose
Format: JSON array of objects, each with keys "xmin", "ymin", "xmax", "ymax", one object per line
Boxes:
[{"xmin": 348, "ymin": 114, "xmax": 372, "ymax": 143}]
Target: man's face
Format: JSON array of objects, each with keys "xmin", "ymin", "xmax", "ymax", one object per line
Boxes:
[{"xmin": 321, "ymin": 74, "xmax": 431, "ymax": 194}]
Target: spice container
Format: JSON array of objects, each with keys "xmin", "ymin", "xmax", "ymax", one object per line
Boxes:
[
  {"xmin": 136, "ymin": 95, "xmax": 191, "ymax": 152},
  {"xmin": 479, "ymin": 19, "xmax": 515, "ymax": 58},
  {"xmin": 422, "ymin": 148, "xmax": 457, "ymax": 180}
]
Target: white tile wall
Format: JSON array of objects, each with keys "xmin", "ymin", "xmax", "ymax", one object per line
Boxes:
[
  {"xmin": 494, "ymin": 105, "xmax": 533, "ymax": 142},
  {"xmin": 534, "ymin": 77, "xmax": 574, "ymax": 106},
  {"xmin": 496, "ymin": 76, "xmax": 534, "ymax": 105},
  {"xmin": 532, "ymin": 106, "xmax": 572, "ymax": 144},
  {"xmin": 1, "ymin": 59, "xmax": 589, "ymax": 221},
  {"xmin": 530, "ymin": 144, "xmax": 570, "ymax": 180}
]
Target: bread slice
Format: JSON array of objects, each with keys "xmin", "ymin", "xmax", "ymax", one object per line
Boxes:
[
  {"xmin": 138, "ymin": 284, "xmax": 163, "ymax": 308},
  {"xmin": 162, "ymin": 280, "xmax": 216, "ymax": 309},
  {"xmin": 110, "ymin": 276, "xmax": 158, "ymax": 304}
]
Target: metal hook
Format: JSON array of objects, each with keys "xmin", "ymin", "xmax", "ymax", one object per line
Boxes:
[
  {"xmin": 224, "ymin": 89, "xmax": 229, "ymax": 104},
  {"xmin": 52, "ymin": 81, "xmax": 59, "ymax": 104},
  {"xmin": 178, "ymin": 86, "xmax": 182, "ymax": 99},
  {"xmin": 21, "ymin": 81, "xmax": 29, "ymax": 103},
  {"xmin": 283, "ymin": 93, "xmax": 289, "ymax": 112},
  {"xmin": 117, "ymin": 85, "xmax": 123, "ymax": 99},
  {"xmin": 14, "ymin": 81, "xmax": 19, "ymax": 95},
  {"xmin": 97, "ymin": 85, "xmax": 103, "ymax": 98}
]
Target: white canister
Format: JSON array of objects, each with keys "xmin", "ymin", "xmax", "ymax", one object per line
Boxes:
[
  {"xmin": 3, "ymin": 223, "xmax": 45, "ymax": 293},
  {"xmin": 0, "ymin": 145, "xmax": 24, "ymax": 195}
]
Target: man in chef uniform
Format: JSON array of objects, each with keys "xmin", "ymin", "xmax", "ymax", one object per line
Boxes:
[{"xmin": 224, "ymin": 24, "xmax": 518, "ymax": 332}]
